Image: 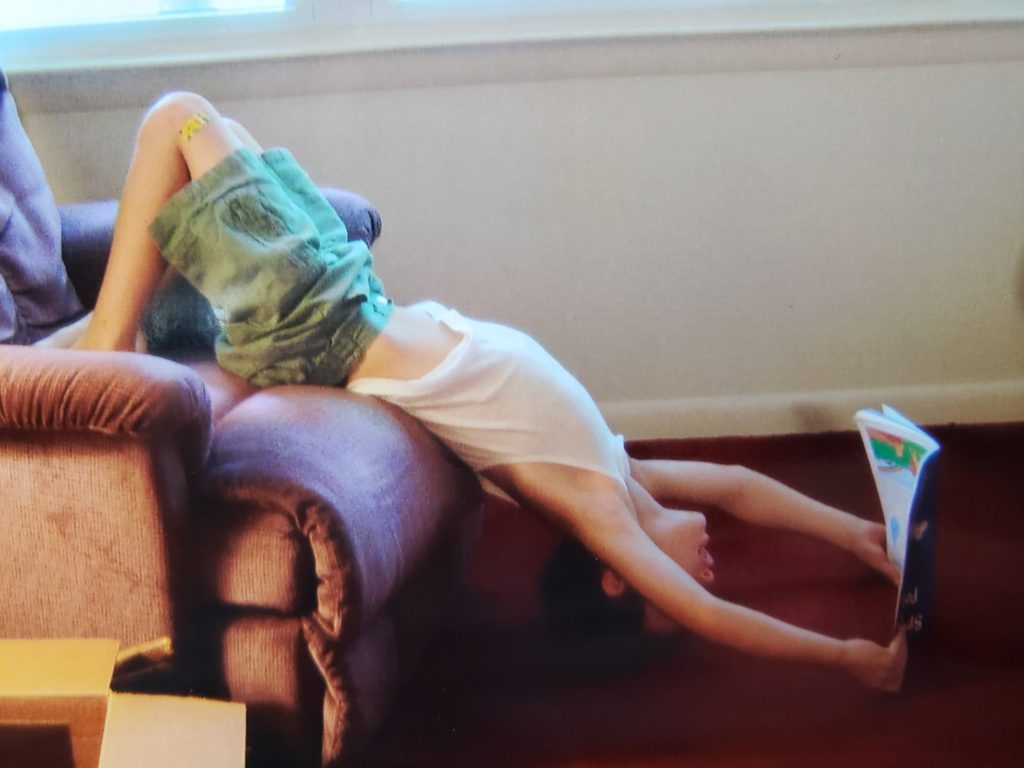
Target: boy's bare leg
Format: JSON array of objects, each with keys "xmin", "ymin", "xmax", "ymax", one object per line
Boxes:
[
  {"xmin": 224, "ymin": 118, "xmax": 264, "ymax": 153},
  {"xmin": 76, "ymin": 92, "xmax": 244, "ymax": 351},
  {"xmin": 33, "ymin": 312, "xmax": 94, "ymax": 348}
]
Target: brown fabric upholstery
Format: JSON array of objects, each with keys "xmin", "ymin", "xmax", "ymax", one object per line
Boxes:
[
  {"xmin": 316, "ymin": 508, "xmax": 480, "ymax": 767},
  {"xmin": 0, "ymin": 347, "xmax": 211, "ymax": 651},
  {"xmin": 196, "ymin": 384, "xmax": 483, "ymax": 766},
  {"xmin": 0, "ymin": 432, "xmax": 194, "ymax": 648},
  {"xmin": 194, "ymin": 505, "xmax": 316, "ymax": 613},
  {"xmin": 201, "ymin": 615, "xmax": 322, "ymax": 768},
  {"xmin": 184, "ymin": 359, "xmax": 258, "ymax": 424},
  {"xmin": 0, "ymin": 345, "xmax": 211, "ymax": 469},
  {"xmin": 201, "ymin": 387, "xmax": 477, "ymax": 631},
  {"xmin": 1, "ymin": 343, "xmax": 483, "ymax": 766}
]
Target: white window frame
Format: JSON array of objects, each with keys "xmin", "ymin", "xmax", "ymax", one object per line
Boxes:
[
  {"xmin": 1, "ymin": 1, "xmax": 317, "ymax": 73},
  {"xmin": 1, "ymin": 1, "xmax": 299, "ymax": 34},
  {"xmin": 2, "ymin": 1, "xmax": 1022, "ymax": 75}
]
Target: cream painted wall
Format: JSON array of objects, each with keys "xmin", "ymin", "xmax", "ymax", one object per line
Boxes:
[{"xmin": 15, "ymin": 28, "xmax": 1024, "ymax": 437}]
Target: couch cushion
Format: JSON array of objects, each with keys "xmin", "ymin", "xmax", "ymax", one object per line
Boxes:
[
  {"xmin": 0, "ymin": 71, "xmax": 83, "ymax": 344},
  {"xmin": 196, "ymin": 614, "xmax": 321, "ymax": 768},
  {"xmin": 198, "ymin": 387, "xmax": 480, "ymax": 624}
]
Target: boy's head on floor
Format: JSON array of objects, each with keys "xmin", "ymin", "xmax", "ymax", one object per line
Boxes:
[
  {"xmin": 540, "ymin": 536, "xmax": 698, "ymax": 639},
  {"xmin": 539, "ymin": 537, "xmax": 685, "ymax": 674}
]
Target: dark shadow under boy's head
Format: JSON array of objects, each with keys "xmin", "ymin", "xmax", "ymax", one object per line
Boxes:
[
  {"xmin": 540, "ymin": 536, "xmax": 646, "ymax": 637},
  {"xmin": 539, "ymin": 537, "xmax": 680, "ymax": 676}
]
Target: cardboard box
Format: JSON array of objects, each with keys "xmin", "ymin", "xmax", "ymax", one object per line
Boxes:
[{"xmin": 0, "ymin": 639, "xmax": 245, "ymax": 768}]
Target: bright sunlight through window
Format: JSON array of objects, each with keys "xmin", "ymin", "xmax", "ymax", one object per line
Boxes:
[
  {"xmin": 3, "ymin": 1, "xmax": 1018, "ymax": 75},
  {"xmin": 1, "ymin": 0, "xmax": 290, "ymax": 32}
]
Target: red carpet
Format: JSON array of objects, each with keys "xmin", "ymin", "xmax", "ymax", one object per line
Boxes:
[{"xmin": 364, "ymin": 424, "xmax": 1024, "ymax": 767}]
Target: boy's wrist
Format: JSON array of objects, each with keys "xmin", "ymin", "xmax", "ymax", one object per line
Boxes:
[{"xmin": 839, "ymin": 515, "xmax": 864, "ymax": 553}]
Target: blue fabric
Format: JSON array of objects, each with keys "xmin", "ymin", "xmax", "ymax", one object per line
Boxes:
[
  {"xmin": 0, "ymin": 70, "xmax": 83, "ymax": 344},
  {"xmin": 149, "ymin": 147, "xmax": 391, "ymax": 387}
]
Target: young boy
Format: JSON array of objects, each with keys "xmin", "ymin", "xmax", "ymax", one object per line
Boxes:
[{"xmin": 48, "ymin": 91, "xmax": 906, "ymax": 691}]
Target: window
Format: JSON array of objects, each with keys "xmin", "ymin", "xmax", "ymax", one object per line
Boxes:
[
  {"xmin": 1, "ymin": 1, "xmax": 291, "ymax": 33},
  {"xmin": 1, "ymin": 0, "xmax": 310, "ymax": 72},
  {"xmin": 2, "ymin": 1, "xmax": 1020, "ymax": 74}
]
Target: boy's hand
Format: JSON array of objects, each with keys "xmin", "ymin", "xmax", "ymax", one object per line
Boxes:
[
  {"xmin": 849, "ymin": 519, "xmax": 901, "ymax": 585},
  {"xmin": 841, "ymin": 630, "xmax": 908, "ymax": 692}
]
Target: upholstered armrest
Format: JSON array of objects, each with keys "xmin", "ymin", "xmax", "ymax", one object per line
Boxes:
[
  {"xmin": 0, "ymin": 345, "xmax": 214, "ymax": 655},
  {"xmin": 195, "ymin": 386, "xmax": 481, "ymax": 763},
  {"xmin": 200, "ymin": 386, "xmax": 477, "ymax": 626},
  {"xmin": 0, "ymin": 344, "xmax": 211, "ymax": 465}
]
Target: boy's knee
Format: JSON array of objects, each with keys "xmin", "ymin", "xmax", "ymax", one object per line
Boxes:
[
  {"xmin": 142, "ymin": 91, "xmax": 216, "ymax": 139},
  {"xmin": 221, "ymin": 117, "xmax": 244, "ymax": 136},
  {"xmin": 222, "ymin": 117, "xmax": 262, "ymax": 152}
]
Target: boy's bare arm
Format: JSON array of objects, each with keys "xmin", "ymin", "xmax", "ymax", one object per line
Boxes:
[
  {"xmin": 634, "ymin": 459, "xmax": 900, "ymax": 583},
  {"xmin": 578, "ymin": 512, "xmax": 906, "ymax": 690}
]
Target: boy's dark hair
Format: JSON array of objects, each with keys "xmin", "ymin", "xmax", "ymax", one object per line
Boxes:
[{"xmin": 540, "ymin": 537, "xmax": 646, "ymax": 638}]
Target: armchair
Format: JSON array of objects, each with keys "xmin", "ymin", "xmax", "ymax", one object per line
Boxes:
[{"xmin": 0, "ymin": 72, "xmax": 482, "ymax": 767}]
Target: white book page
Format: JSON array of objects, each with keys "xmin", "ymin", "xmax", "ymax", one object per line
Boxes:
[
  {"xmin": 854, "ymin": 407, "xmax": 939, "ymax": 576},
  {"xmin": 870, "ymin": 464, "xmax": 916, "ymax": 573}
]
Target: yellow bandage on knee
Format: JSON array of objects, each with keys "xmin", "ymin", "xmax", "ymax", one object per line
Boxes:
[{"xmin": 179, "ymin": 111, "xmax": 212, "ymax": 142}]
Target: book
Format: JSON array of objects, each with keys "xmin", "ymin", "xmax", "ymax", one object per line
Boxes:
[{"xmin": 854, "ymin": 405, "xmax": 940, "ymax": 644}]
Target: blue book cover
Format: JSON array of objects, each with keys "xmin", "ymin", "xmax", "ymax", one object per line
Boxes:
[{"xmin": 855, "ymin": 406, "xmax": 940, "ymax": 645}]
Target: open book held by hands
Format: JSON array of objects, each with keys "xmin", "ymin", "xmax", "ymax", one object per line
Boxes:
[{"xmin": 855, "ymin": 406, "xmax": 940, "ymax": 645}]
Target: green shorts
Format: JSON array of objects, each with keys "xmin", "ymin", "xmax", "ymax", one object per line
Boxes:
[{"xmin": 150, "ymin": 147, "xmax": 392, "ymax": 387}]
